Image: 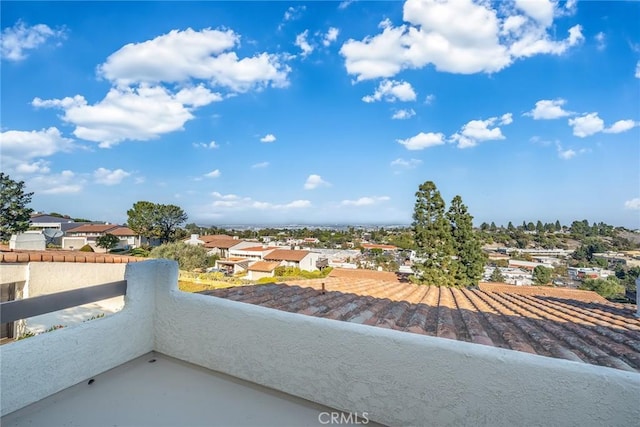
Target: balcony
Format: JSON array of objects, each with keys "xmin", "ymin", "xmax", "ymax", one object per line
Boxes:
[{"xmin": 1, "ymin": 260, "xmax": 639, "ymax": 426}]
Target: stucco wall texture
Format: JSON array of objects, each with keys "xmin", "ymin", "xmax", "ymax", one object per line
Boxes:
[{"xmin": 2, "ymin": 260, "xmax": 639, "ymax": 426}]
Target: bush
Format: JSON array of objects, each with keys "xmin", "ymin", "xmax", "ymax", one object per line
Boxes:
[
  {"xmin": 79, "ymin": 244, "xmax": 94, "ymax": 252},
  {"xmin": 579, "ymin": 276, "xmax": 625, "ymax": 299},
  {"xmin": 129, "ymin": 247, "xmax": 150, "ymax": 257},
  {"xmin": 149, "ymin": 242, "xmax": 209, "ymax": 271}
]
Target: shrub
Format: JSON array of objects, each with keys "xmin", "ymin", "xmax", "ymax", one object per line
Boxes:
[
  {"xmin": 129, "ymin": 247, "xmax": 150, "ymax": 257},
  {"xmin": 149, "ymin": 242, "xmax": 209, "ymax": 271},
  {"xmin": 79, "ymin": 244, "xmax": 94, "ymax": 252}
]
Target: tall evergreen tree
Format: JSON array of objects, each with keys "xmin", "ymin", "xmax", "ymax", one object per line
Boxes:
[
  {"xmin": 0, "ymin": 173, "xmax": 34, "ymax": 241},
  {"xmin": 411, "ymin": 181, "xmax": 455, "ymax": 286},
  {"xmin": 447, "ymin": 195, "xmax": 486, "ymax": 287}
]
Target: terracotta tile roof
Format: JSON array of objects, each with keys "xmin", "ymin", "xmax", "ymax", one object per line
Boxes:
[
  {"xmin": 109, "ymin": 226, "xmax": 136, "ymax": 236},
  {"xmin": 248, "ymin": 261, "xmax": 281, "ymax": 272},
  {"xmin": 479, "ymin": 282, "xmax": 609, "ymax": 304},
  {"xmin": 0, "ymin": 250, "xmax": 146, "ymax": 264},
  {"xmin": 201, "ymin": 278, "xmax": 640, "ymax": 372},
  {"xmin": 236, "ymin": 246, "xmax": 276, "ymax": 252},
  {"xmin": 199, "ymin": 234, "xmax": 233, "ymax": 243},
  {"xmin": 65, "ymin": 224, "xmax": 119, "ymax": 234},
  {"xmin": 329, "ymin": 268, "xmax": 405, "ymax": 283},
  {"xmin": 203, "ymin": 238, "xmax": 243, "ymax": 249},
  {"xmin": 361, "ymin": 243, "xmax": 399, "ymax": 251},
  {"xmin": 263, "ymin": 249, "xmax": 309, "ymax": 262}
]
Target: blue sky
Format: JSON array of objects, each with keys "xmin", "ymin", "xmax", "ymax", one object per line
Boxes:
[{"xmin": 1, "ymin": 0, "xmax": 639, "ymax": 228}]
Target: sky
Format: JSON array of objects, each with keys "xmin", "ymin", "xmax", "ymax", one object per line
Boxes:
[{"xmin": 1, "ymin": 0, "xmax": 639, "ymax": 228}]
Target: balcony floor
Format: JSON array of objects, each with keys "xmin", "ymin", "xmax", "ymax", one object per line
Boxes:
[{"xmin": 2, "ymin": 352, "xmax": 379, "ymax": 427}]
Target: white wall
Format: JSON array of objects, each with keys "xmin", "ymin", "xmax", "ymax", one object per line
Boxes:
[
  {"xmin": 0, "ymin": 260, "xmax": 159, "ymax": 416},
  {"xmin": 27, "ymin": 263, "xmax": 127, "ymax": 296},
  {"xmin": 3, "ymin": 260, "xmax": 639, "ymax": 426},
  {"xmin": 154, "ymin": 271, "xmax": 640, "ymax": 427}
]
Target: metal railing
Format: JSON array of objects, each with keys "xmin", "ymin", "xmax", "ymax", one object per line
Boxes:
[{"xmin": 0, "ymin": 280, "xmax": 127, "ymax": 324}]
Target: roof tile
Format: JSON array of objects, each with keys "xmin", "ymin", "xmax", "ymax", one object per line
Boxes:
[{"xmin": 200, "ymin": 277, "xmax": 640, "ymax": 372}]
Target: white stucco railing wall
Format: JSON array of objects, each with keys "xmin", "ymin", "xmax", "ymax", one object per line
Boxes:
[
  {"xmin": 0, "ymin": 260, "xmax": 157, "ymax": 417},
  {"xmin": 2, "ymin": 260, "xmax": 640, "ymax": 425},
  {"xmin": 27, "ymin": 263, "xmax": 127, "ymax": 296},
  {"xmin": 154, "ymin": 264, "xmax": 640, "ymax": 427}
]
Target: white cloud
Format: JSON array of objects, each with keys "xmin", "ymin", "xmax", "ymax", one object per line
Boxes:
[
  {"xmin": 212, "ymin": 195, "xmax": 310, "ymax": 210},
  {"xmin": 499, "ymin": 113, "xmax": 513, "ymax": 125},
  {"xmin": 98, "ymin": 28, "xmax": 290, "ymax": 92},
  {"xmin": 0, "ymin": 127, "xmax": 75, "ymax": 161},
  {"xmin": 526, "ymin": 99, "xmax": 573, "ymax": 120},
  {"xmin": 260, "ymin": 134, "xmax": 276, "ymax": 143},
  {"xmin": 93, "ymin": 167, "xmax": 131, "ymax": 185},
  {"xmin": 341, "ymin": 196, "xmax": 390, "ymax": 207},
  {"xmin": 251, "ymin": 161, "xmax": 270, "ymax": 169},
  {"xmin": 568, "ymin": 113, "xmax": 605, "ymax": 137},
  {"xmin": 304, "ymin": 174, "xmax": 331, "ymax": 190},
  {"xmin": 323, "ymin": 27, "xmax": 340, "ymax": 47},
  {"xmin": 636, "ymin": 61, "xmax": 640, "ymax": 79},
  {"xmin": 397, "ymin": 132, "xmax": 445, "ymax": 150},
  {"xmin": 28, "ymin": 170, "xmax": 83, "ymax": 195},
  {"xmin": 390, "ymin": 158, "xmax": 422, "ymax": 169},
  {"xmin": 424, "ymin": 94, "xmax": 436, "ymax": 105},
  {"xmin": 205, "ymin": 169, "xmax": 221, "ymax": 178},
  {"xmin": 624, "ymin": 198, "xmax": 640, "ymax": 210},
  {"xmin": 339, "ymin": 1, "xmax": 354, "ymax": 10},
  {"xmin": 557, "ymin": 148, "xmax": 576, "ymax": 160},
  {"xmin": 515, "ymin": 0, "xmax": 554, "ymax": 26},
  {"xmin": 193, "ymin": 140, "xmax": 219, "ymax": 149},
  {"xmin": 555, "ymin": 141, "xmax": 589, "ymax": 160},
  {"xmin": 284, "ymin": 6, "xmax": 306, "ymax": 22},
  {"xmin": 1, "ymin": 21, "xmax": 65, "ymax": 61},
  {"xmin": 362, "ymin": 79, "xmax": 417, "ymax": 103},
  {"xmin": 604, "ymin": 119, "xmax": 637, "ymax": 134},
  {"xmin": 340, "ymin": 0, "xmax": 583, "ymax": 81},
  {"xmin": 33, "ymin": 85, "xmax": 222, "ymax": 147},
  {"xmin": 0, "ymin": 127, "xmax": 75, "ymax": 175},
  {"xmin": 594, "ymin": 32, "xmax": 606, "ymax": 51},
  {"xmin": 450, "ymin": 114, "xmax": 511, "ymax": 149},
  {"xmin": 15, "ymin": 160, "xmax": 51, "ymax": 175},
  {"xmin": 212, "ymin": 192, "xmax": 239, "ymax": 200},
  {"xmin": 392, "ymin": 109, "xmax": 416, "ymax": 120},
  {"xmin": 295, "ymin": 30, "xmax": 314, "ymax": 57}
]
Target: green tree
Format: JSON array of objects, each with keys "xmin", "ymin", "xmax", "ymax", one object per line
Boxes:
[
  {"xmin": 532, "ymin": 265, "xmax": 553, "ymax": 285},
  {"xmin": 155, "ymin": 204, "xmax": 188, "ymax": 243},
  {"xmin": 507, "ymin": 221, "xmax": 515, "ymax": 231},
  {"xmin": 490, "ymin": 267, "xmax": 505, "ymax": 282},
  {"xmin": 579, "ymin": 276, "xmax": 625, "ymax": 299},
  {"xmin": 96, "ymin": 233, "xmax": 120, "ymax": 251},
  {"xmin": 411, "ymin": 181, "xmax": 455, "ymax": 286},
  {"xmin": 149, "ymin": 242, "xmax": 209, "ymax": 271},
  {"xmin": 554, "ymin": 220, "xmax": 562, "ymax": 232},
  {"xmin": 0, "ymin": 173, "xmax": 34, "ymax": 241},
  {"xmin": 127, "ymin": 201, "xmax": 159, "ymax": 242},
  {"xmin": 126, "ymin": 201, "xmax": 188, "ymax": 243},
  {"xmin": 447, "ymin": 195, "xmax": 485, "ymax": 287},
  {"xmin": 536, "ymin": 220, "xmax": 544, "ymax": 234}
]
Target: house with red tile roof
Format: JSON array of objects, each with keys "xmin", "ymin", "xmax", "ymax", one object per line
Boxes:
[
  {"xmin": 246, "ymin": 261, "xmax": 281, "ymax": 280},
  {"xmin": 361, "ymin": 243, "xmax": 399, "ymax": 252},
  {"xmin": 263, "ymin": 249, "xmax": 321, "ymax": 272},
  {"xmin": 62, "ymin": 224, "xmax": 145, "ymax": 251}
]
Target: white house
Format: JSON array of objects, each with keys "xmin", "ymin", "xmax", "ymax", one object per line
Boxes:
[{"xmin": 263, "ymin": 249, "xmax": 320, "ymax": 272}]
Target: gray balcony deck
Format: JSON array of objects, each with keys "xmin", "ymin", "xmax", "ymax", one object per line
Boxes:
[{"xmin": 2, "ymin": 352, "xmax": 377, "ymax": 427}]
